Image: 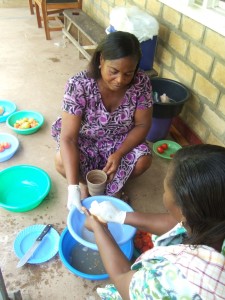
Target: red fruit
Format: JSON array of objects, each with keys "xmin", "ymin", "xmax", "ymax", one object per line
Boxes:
[
  {"xmin": 134, "ymin": 235, "xmax": 142, "ymax": 248},
  {"xmin": 170, "ymin": 153, "xmax": 175, "ymax": 158},
  {"xmin": 157, "ymin": 146, "xmax": 164, "ymax": 154},
  {"xmin": 141, "ymin": 245, "xmax": 150, "ymax": 253},
  {"xmin": 134, "ymin": 230, "xmax": 154, "ymax": 253},
  {"xmin": 2, "ymin": 142, "xmax": 11, "ymax": 149},
  {"xmin": 161, "ymin": 143, "xmax": 168, "ymax": 150},
  {"xmin": 134, "ymin": 240, "xmax": 143, "ymax": 249}
]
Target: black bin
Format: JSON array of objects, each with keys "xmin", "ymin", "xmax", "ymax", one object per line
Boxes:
[{"xmin": 147, "ymin": 77, "xmax": 190, "ymax": 142}]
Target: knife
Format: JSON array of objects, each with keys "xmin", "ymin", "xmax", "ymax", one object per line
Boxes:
[{"xmin": 16, "ymin": 224, "xmax": 52, "ymax": 268}]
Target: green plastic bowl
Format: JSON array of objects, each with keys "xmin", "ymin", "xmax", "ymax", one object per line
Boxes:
[
  {"xmin": 0, "ymin": 165, "xmax": 51, "ymax": 212},
  {"xmin": 6, "ymin": 110, "xmax": 44, "ymax": 135},
  {"xmin": 153, "ymin": 140, "xmax": 182, "ymax": 160}
]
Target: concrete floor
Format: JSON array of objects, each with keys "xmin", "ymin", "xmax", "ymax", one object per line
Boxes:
[{"xmin": 0, "ymin": 8, "xmax": 170, "ymax": 300}]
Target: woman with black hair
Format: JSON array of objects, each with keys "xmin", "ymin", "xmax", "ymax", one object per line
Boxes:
[
  {"xmin": 84, "ymin": 144, "xmax": 225, "ymax": 299},
  {"xmin": 51, "ymin": 31, "xmax": 153, "ymax": 211}
]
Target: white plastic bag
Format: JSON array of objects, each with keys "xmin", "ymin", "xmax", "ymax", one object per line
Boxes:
[{"xmin": 108, "ymin": 6, "xmax": 159, "ymax": 42}]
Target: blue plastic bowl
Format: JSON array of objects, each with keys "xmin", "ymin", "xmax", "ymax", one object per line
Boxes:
[
  {"xmin": 0, "ymin": 133, "xmax": 19, "ymax": 162},
  {"xmin": 0, "ymin": 165, "xmax": 51, "ymax": 212},
  {"xmin": 67, "ymin": 196, "xmax": 136, "ymax": 250},
  {"xmin": 0, "ymin": 100, "xmax": 17, "ymax": 122},
  {"xmin": 59, "ymin": 227, "xmax": 134, "ymax": 280}
]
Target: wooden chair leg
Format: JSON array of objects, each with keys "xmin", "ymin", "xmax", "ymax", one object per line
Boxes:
[
  {"xmin": 28, "ymin": 0, "xmax": 35, "ymax": 14},
  {"xmin": 41, "ymin": 1, "xmax": 51, "ymax": 40},
  {"xmin": 34, "ymin": 0, "xmax": 83, "ymax": 40},
  {"xmin": 35, "ymin": 2, "xmax": 42, "ymax": 28}
]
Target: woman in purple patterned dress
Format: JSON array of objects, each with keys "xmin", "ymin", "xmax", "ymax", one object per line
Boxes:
[{"xmin": 51, "ymin": 31, "xmax": 153, "ymax": 211}]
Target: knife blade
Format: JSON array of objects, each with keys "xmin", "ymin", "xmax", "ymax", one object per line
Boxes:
[{"xmin": 16, "ymin": 224, "xmax": 52, "ymax": 268}]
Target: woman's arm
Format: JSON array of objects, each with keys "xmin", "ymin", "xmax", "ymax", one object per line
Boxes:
[
  {"xmin": 103, "ymin": 107, "xmax": 152, "ymax": 177},
  {"xmin": 125, "ymin": 212, "xmax": 178, "ymax": 236},
  {"xmin": 116, "ymin": 107, "xmax": 152, "ymax": 157},
  {"xmin": 60, "ymin": 111, "xmax": 82, "ymax": 184},
  {"xmin": 89, "ymin": 201, "xmax": 178, "ymax": 235},
  {"xmin": 84, "ymin": 211, "xmax": 136, "ymax": 300}
]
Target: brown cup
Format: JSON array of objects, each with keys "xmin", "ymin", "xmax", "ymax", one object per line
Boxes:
[{"xmin": 86, "ymin": 170, "xmax": 107, "ymax": 196}]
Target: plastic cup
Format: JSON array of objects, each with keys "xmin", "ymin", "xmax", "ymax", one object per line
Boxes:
[{"xmin": 86, "ymin": 170, "xmax": 107, "ymax": 196}]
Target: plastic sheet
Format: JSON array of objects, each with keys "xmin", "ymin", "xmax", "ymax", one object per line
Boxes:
[{"xmin": 107, "ymin": 6, "xmax": 159, "ymax": 42}]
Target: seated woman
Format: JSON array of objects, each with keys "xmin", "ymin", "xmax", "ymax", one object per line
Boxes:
[
  {"xmin": 83, "ymin": 144, "xmax": 225, "ymax": 299},
  {"xmin": 51, "ymin": 31, "xmax": 153, "ymax": 211}
]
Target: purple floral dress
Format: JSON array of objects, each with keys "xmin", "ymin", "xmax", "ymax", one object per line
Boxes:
[{"xmin": 51, "ymin": 70, "xmax": 153, "ymax": 195}]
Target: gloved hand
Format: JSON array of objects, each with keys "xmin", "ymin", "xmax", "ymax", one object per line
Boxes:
[
  {"xmin": 67, "ymin": 185, "xmax": 83, "ymax": 213},
  {"xmin": 89, "ymin": 200, "xmax": 126, "ymax": 224}
]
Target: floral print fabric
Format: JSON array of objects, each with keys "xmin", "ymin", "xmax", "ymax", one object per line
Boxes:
[
  {"xmin": 51, "ymin": 70, "xmax": 153, "ymax": 195},
  {"xmin": 97, "ymin": 225, "xmax": 225, "ymax": 299}
]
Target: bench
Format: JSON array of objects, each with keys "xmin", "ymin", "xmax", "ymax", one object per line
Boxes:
[
  {"xmin": 62, "ymin": 9, "xmax": 106, "ymax": 61},
  {"xmin": 62, "ymin": 9, "xmax": 158, "ymax": 77}
]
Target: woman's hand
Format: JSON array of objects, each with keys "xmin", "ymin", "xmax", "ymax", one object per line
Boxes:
[
  {"xmin": 103, "ymin": 152, "xmax": 122, "ymax": 182},
  {"xmin": 82, "ymin": 207, "xmax": 108, "ymax": 232},
  {"xmin": 81, "ymin": 206, "xmax": 134, "ymax": 300},
  {"xmin": 90, "ymin": 200, "xmax": 126, "ymax": 224}
]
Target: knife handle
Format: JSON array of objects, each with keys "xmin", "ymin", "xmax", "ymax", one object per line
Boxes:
[{"xmin": 36, "ymin": 224, "xmax": 52, "ymax": 241}]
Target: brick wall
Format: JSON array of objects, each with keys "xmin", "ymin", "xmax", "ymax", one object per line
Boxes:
[{"xmin": 83, "ymin": 0, "xmax": 225, "ymax": 146}]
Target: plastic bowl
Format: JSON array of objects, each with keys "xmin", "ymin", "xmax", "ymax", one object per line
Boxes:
[
  {"xmin": 153, "ymin": 139, "xmax": 182, "ymax": 159},
  {"xmin": 0, "ymin": 133, "xmax": 19, "ymax": 162},
  {"xmin": 59, "ymin": 227, "xmax": 134, "ymax": 280},
  {"xmin": 6, "ymin": 110, "xmax": 44, "ymax": 135},
  {"xmin": 0, "ymin": 165, "xmax": 51, "ymax": 212},
  {"xmin": 0, "ymin": 100, "xmax": 17, "ymax": 122},
  {"xmin": 67, "ymin": 196, "xmax": 136, "ymax": 250}
]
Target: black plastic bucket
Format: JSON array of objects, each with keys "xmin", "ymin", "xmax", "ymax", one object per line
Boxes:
[
  {"xmin": 151, "ymin": 77, "xmax": 190, "ymax": 118},
  {"xmin": 147, "ymin": 77, "xmax": 190, "ymax": 142}
]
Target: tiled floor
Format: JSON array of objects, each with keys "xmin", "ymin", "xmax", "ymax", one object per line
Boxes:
[{"xmin": 0, "ymin": 7, "xmax": 170, "ymax": 300}]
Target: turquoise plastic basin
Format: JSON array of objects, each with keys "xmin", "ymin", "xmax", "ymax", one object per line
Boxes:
[
  {"xmin": 6, "ymin": 110, "xmax": 44, "ymax": 135},
  {"xmin": 0, "ymin": 165, "xmax": 51, "ymax": 212}
]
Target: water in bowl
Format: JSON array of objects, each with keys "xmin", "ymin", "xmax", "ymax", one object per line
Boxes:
[{"xmin": 70, "ymin": 243, "xmax": 106, "ymax": 275}]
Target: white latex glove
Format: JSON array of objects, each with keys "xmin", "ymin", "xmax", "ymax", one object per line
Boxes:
[
  {"xmin": 89, "ymin": 200, "xmax": 126, "ymax": 224},
  {"xmin": 67, "ymin": 185, "xmax": 83, "ymax": 213}
]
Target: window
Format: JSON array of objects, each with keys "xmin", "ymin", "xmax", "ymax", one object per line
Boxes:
[
  {"xmin": 193, "ymin": 0, "xmax": 204, "ymax": 5},
  {"xmin": 159, "ymin": 0, "xmax": 225, "ymax": 36},
  {"xmin": 190, "ymin": 0, "xmax": 225, "ymax": 11},
  {"xmin": 218, "ymin": 0, "xmax": 225, "ymax": 9}
]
